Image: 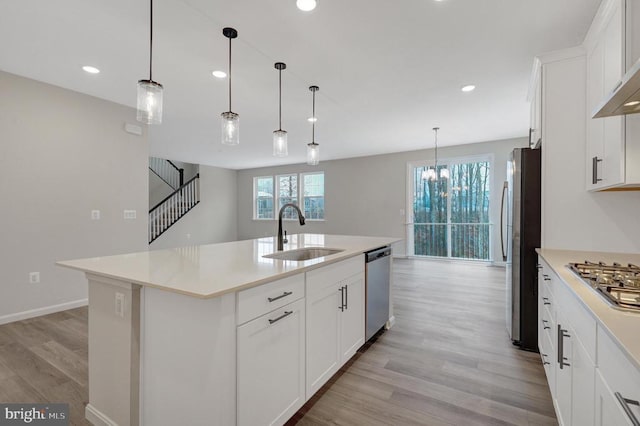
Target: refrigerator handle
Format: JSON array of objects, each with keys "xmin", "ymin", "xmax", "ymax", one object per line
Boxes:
[{"xmin": 500, "ymin": 181, "xmax": 508, "ymax": 261}]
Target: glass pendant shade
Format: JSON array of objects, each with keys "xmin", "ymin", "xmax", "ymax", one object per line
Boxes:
[
  {"xmin": 273, "ymin": 130, "xmax": 288, "ymax": 157},
  {"xmin": 422, "ymin": 168, "xmax": 436, "ymax": 181},
  {"xmin": 136, "ymin": 80, "xmax": 163, "ymax": 124},
  {"xmin": 221, "ymin": 111, "xmax": 239, "ymax": 145},
  {"xmin": 440, "ymin": 168, "xmax": 450, "ymax": 179},
  {"xmin": 307, "ymin": 142, "xmax": 320, "ymax": 165}
]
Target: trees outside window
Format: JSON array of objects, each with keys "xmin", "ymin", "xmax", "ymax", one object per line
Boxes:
[
  {"xmin": 410, "ymin": 158, "xmax": 491, "ymax": 260},
  {"xmin": 253, "ymin": 172, "xmax": 324, "ymax": 220}
]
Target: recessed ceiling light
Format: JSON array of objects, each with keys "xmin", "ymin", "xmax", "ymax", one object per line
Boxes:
[
  {"xmin": 461, "ymin": 84, "xmax": 476, "ymax": 92},
  {"xmin": 308, "ymin": 117, "xmax": 317, "ymax": 122},
  {"xmin": 624, "ymin": 100, "xmax": 640, "ymax": 106},
  {"xmin": 212, "ymin": 70, "xmax": 227, "ymax": 78},
  {"xmin": 82, "ymin": 66, "xmax": 100, "ymax": 74},
  {"xmin": 296, "ymin": 0, "xmax": 317, "ymax": 11}
]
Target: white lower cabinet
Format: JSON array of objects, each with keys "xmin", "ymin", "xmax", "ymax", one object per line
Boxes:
[
  {"xmin": 595, "ymin": 369, "xmax": 636, "ymax": 426},
  {"xmin": 237, "ymin": 298, "xmax": 306, "ymax": 426},
  {"xmin": 305, "ymin": 256, "xmax": 365, "ymax": 397},
  {"xmin": 538, "ymin": 258, "xmax": 596, "ymax": 426}
]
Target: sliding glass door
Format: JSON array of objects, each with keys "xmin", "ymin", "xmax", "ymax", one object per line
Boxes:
[{"xmin": 408, "ymin": 156, "xmax": 492, "ymax": 261}]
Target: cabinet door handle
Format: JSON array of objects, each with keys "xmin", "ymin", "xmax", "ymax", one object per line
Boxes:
[
  {"xmin": 339, "ymin": 286, "xmax": 345, "ymax": 312},
  {"xmin": 592, "ymin": 156, "xmax": 603, "ymax": 184},
  {"xmin": 536, "ymin": 264, "xmax": 543, "ymax": 271},
  {"xmin": 268, "ymin": 310, "xmax": 293, "ymax": 325},
  {"xmin": 267, "ymin": 291, "xmax": 293, "ymax": 303},
  {"xmin": 345, "ymin": 284, "xmax": 348, "ymax": 310},
  {"xmin": 543, "ymin": 274, "xmax": 551, "ymax": 281},
  {"xmin": 542, "ymin": 297, "xmax": 551, "ymax": 305},
  {"xmin": 542, "ymin": 319, "xmax": 550, "ymax": 330},
  {"xmin": 615, "ymin": 392, "xmax": 640, "ymax": 426},
  {"xmin": 558, "ymin": 324, "xmax": 571, "ymax": 369}
]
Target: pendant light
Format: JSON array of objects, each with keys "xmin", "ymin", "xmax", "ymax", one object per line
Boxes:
[
  {"xmin": 421, "ymin": 127, "xmax": 449, "ymax": 180},
  {"xmin": 137, "ymin": 0, "xmax": 163, "ymax": 125},
  {"xmin": 273, "ymin": 62, "xmax": 288, "ymax": 157},
  {"xmin": 221, "ymin": 27, "xmax": 239, "ymax": 145},
  {"xmin": 307, "ymin": 85, "xmax": 320, "ymax": 165}
]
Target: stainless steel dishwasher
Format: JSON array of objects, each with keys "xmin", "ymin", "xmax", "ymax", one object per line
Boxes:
[{"xmin": 365, "ymin": 246, "xmax": 391, "ymax": 340}]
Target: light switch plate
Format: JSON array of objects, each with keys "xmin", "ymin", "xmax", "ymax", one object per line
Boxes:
[
  {"xmin": 115, "ymin": 292, "xmax": 125, "ymax": 317},
  {"xmin": 29, "ymin": 272, "xmax": 40, "ymax": 284},
  {"xmin": 123, "ymin": 210, "xmax": 136, "ymax": 220}
]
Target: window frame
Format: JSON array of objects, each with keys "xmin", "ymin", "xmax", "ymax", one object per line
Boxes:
[
  {"xmin": 253, "ymin": 171, "xmax": 325, "ymax": 221},
  {"xmin": 300, "ymin": 171, "xmax": 325, "ymax": 222},
  {"xmin": 253, "ymin": 176, "xmax": 275, "ymax": 220},
  {"xmin": 406, "ymin": 154, "xmax": 494, "ymax": 260}
]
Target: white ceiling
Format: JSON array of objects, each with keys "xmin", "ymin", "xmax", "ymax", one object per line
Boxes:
[{"xmin": 0, "ymin": 0, "xmax": 600, "ymax": 169}]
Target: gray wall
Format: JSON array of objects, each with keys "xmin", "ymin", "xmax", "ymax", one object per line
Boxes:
[
  {"xmin": 237, "ymin": 137, "xmax": 526, "ymax": 259},
  {"xmin": 149, "ymin": 165, "xmax": 238, "ymax": 250},
  {"xmin": 0, "ymin": 70, "xmax": 148, "ymax": 322},
  {"xmin": 149, "ymin": 169, "xmax": 174, "ymax": 207}
]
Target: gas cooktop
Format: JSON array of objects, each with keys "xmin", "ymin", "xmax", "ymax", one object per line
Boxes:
[{"xmin": 568, "ymin": 261, "xmax": 640, "ymax": 312}]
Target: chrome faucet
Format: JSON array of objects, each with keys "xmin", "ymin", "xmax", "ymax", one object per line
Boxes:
[{"xmin": 277, "ymin": 203, "xmax": 306, "ymax": 251}]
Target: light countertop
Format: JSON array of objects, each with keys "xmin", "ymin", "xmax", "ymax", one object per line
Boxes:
[
  {"xmin": 57, "ymin": 234, "xmax": 400, "ymax": 299},
  {"xmin": 536, "ymin": 248, "xmax": 640, "ymax": 370}
]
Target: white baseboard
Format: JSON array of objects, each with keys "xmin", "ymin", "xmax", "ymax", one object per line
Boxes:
[
  {"xmin": 0, "ymin": 299, "xmax": 88, "ymax": 325},
  {"xmin": 386, "ymin": 315, "xmax": 396, "ymax": 329},
  {"xmin": 85, "ymin": 404, "xmax": 118, "ymax": 426}
]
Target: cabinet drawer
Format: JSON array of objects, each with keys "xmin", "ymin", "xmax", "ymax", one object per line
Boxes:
[
  {"xmin": 237, "ymin": 273, "xmax": 304, "ymax": 325},
  {"xmin": 597, "ymin": 325, "xmax": 640, "ymax": 405},
  {"xmin": 306, "ymin": 256, "xmax": 364, "ymax": 295}
]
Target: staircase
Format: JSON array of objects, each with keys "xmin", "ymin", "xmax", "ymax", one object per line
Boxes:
[{"xmin": 149, "ymin": 158, "xmax": 200, "ymax": 244}]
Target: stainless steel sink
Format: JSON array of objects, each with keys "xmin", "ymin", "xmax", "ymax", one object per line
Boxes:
[{"xmin": 263, "ymin": 247, "xmax": 344, "ymax": 261}]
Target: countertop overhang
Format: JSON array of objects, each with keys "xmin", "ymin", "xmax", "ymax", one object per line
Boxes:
[
  {"xmin": 57, "ymin": 234, "xmax": 400, "ymax": 298},
  {"xmin": 536, "ymin": 248, "xmax": 640, "ymax": 370}
]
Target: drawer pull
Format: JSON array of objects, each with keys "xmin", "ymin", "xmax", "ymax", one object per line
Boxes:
[
  {"xmin": 541, "ymin": 353, "xmax": 550, "ymax": 365},
  {"xmin": 267, "ymin": 291, "xmax": 293, "ymax": 303},
  {"xmin": 615, "ymin": 392, "xmax": 640, "ymax": 426},
  {"xmin": 542, "ymin": 319, "xmax": 550, "ymax": 330},
  {"xmin": 268, "ymin": 310, "xmax": 293, "ymax": 324},
  {"xmin": 543, "ymin": 274, "xmax": 551, "ymax": 281},
  {"xmin": 542, "ymin": 297, "xmax": 551, "ymax": 305},
  {"xmin": 536, "ymin": 264, "xmax": 542, "ymax": 271},
  {"xmin": 339, "ymin": 286, "xmax": 345, "ymax": 312}
]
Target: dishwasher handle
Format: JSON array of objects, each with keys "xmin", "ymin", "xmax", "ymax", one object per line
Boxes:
[{"xmin": 366, "ymin": 247, "xmax": 391, "ymax": 263}]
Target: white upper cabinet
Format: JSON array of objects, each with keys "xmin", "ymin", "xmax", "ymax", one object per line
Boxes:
[{"xmin": 586, "ymin": 0, "xmax": 640, "ymax": 190}]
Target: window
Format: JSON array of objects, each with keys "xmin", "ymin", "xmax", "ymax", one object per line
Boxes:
[
  {"xmin": 408, "ymin": 156, "xmax": 491, "ymax": 260},
  {"xmin": 302, "ymin": 172, "xmax": 324, "ymax": 220},
  {"xmin": 254, "ymin": 176, "xmax": 274, "ymax": 219},
  {"xmin": 253, "ymin": 172, "xmax": 324, "ymax": 220},
  {"xmin": 276, "ymin": 174, "xmax": 298, "ymax": 219}
]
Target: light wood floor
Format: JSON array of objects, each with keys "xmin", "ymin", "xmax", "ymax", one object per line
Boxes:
[{"xmin": 0, "ymin": 259, "xmax": 556, "ymax": 426}]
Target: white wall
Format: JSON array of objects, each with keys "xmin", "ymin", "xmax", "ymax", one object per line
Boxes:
[
  {"xmin": 541, "ymin": 55, "xmax": 640, "ymax": 253},
  {"xmin": 149, "ymin": 165, "xmax": 238, "ymax": 250},
  {"xmin": 0, "ymin": 70, "xmax": 148, "ymax": 323},
  {"xmin": 236, "ymin": 137, "xmax": 525, "ymax": 259}
]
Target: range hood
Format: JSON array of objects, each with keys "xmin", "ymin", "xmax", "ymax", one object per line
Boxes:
[{"xmin": 593, "ymin": 57, "xmax": 640, "ymax": 118}]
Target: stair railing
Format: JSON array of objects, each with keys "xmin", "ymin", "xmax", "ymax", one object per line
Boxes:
[
  {"xmin": 149, "ymin": 173, "xmax": 200, "ymax": 243},
  {"xmin": 149, "ymin": 157, "xmax": 184, "ymax": 190}
]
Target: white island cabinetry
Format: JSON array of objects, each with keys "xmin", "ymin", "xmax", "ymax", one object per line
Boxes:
[
  {"xmin": 305, "ymin": 256, "xmax": 365, "ymax": 397},
  {"xmin": 236, "ymin": 274, "xmax": 306, "ymax": 426},
  {"xmin": 57, "ymin": 234, "xmax": 396, "ymax": 426}
]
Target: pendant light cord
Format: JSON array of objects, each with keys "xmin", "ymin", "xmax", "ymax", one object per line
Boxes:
[
  {"xmin": 149, "ymin": 0, "xmax": 153, "ymax": 81},
  {"xmin": 312, "ymin": 89, "xmax": 316, "ymax": 143},
  {"xmin": 228, "ymin": 36, "xmax": 232, "ymax": 111},
  {"xmin": 278, "ymin": 68, "xmax": 282, "ymax": 130}
]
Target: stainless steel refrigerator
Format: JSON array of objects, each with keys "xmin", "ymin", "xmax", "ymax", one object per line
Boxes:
[{"xmin": 502, "ymin": 147, "xmax": 541, "ymax": 352}]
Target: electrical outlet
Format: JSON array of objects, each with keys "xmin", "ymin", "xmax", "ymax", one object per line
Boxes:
[
  {"xmin": 91, "ymin": 210, "xmax": 101, "ymax": 220},
  {"xmin": 29, "ymin": 272, "xmax": 40, "ymax": 284},
  {"xmin": 123, "ymin": 210, "xmax": 137, "ymax": 220},
  {"xmin": 115, "ymin": 292, "xmax": 125, "ymax": 318}
]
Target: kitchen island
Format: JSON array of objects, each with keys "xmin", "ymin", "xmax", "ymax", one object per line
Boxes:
[{"xmin": 57, "ymin": 234, "xmax": 399, "ymax": 426}]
